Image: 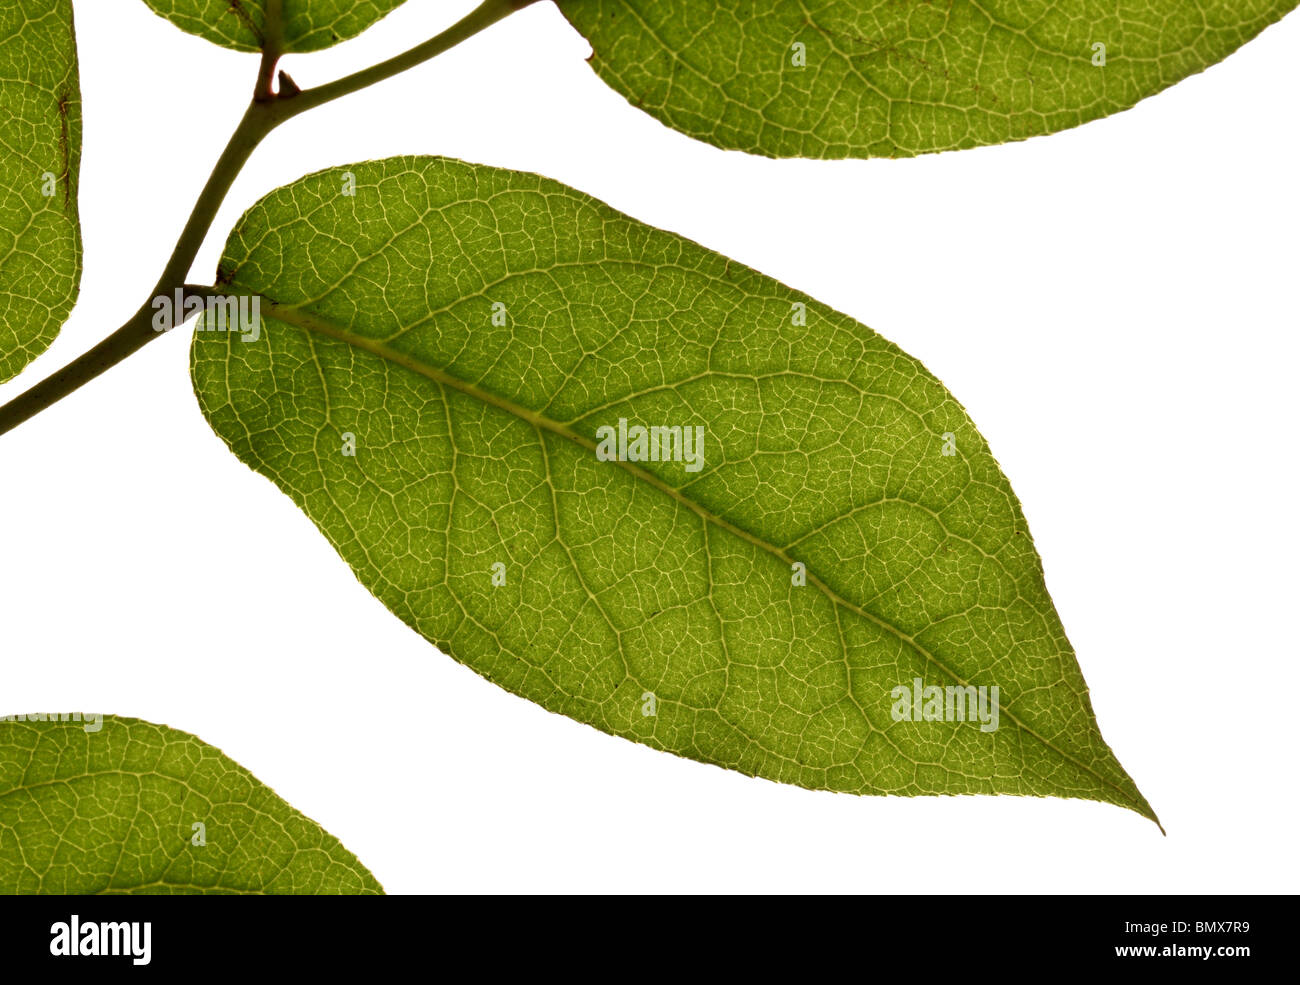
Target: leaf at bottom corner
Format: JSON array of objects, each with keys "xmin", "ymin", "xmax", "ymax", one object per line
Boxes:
[{"xmin": 0, "ymin": 714, "xmax": 383, "ymax": 894}]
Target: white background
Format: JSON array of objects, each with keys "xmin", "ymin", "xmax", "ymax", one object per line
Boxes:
[{"xmin": 2, "ymin": 1, "xmax": 1297, "ymax": 894}]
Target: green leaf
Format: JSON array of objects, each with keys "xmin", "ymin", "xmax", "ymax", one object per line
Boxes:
[
  {"xmin": 0, "ymin": 714, "xmax": 382, "ymax": 894},
  {"xmin": 140, "ymin": 0, "xmax": 408, "ymax": 53},
  {"xmin": 0, "ymin": 0, "xmax": 81, "ymax": 383},
  {"xmin": 555, "ymin": 0, "xmax": 1299, "ymax": 158},
  {"xmin": 192, "ymin": 156, "xmax": 1158, "ymax": 828}
]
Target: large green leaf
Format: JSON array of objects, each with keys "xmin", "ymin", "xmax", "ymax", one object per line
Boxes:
[
  {"xmin": 0, "ymin": 0, "xmax": 81, "ymax": 383},
  {"xmin": 555, "ymin": 0, "xmax": 1299, "ymax": 158},
  {"xmin": 192, "ymin": 156, "xmax": 1158, "ymax": 827},
  {"xmin": 141, "ymin": 0, "xmax": 408, "ymax": 53},
  {"xmin": 0, "ymin": 715, "xmax": 382, "ymax": 894}
]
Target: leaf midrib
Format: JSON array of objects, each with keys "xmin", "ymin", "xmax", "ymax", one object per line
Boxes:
[{"xmin": 250, "ymin": 295, "xmax": 1157, "ymax": 825}]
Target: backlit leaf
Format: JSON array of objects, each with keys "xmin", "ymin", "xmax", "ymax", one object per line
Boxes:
[
  {"xmin": 192, "ymin": 156, "xmax": 1158, "ymax": 827},
  {"xmin": 140, "ymin": 0, "xmax": 408, "ymax": 53},
  {"xmin": 0, "ymin": 0, "xmax": 81, "ymax": 383},
  {"xmin": 0, "ymin": 714, "xmax": 382, "ymax": 894},
  {"xmin": 555, "ymin": 0, "xmax": 1300, "ymax": 158}
]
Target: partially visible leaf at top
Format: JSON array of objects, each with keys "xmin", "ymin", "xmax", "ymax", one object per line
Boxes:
[
  {"xmin": 141, "ymin": 0, "xmax": 408, "ymax": 53},
  {"xmin": 0, "ymin": 0, "xmax": 81, "ymax": 383},
  {"xmin": 192, "ymin": 156, "xmax": 1158, "ymax": 828},
  {"xmin": 555, "ymin": 0, "xmax": 1299, "ymax": 158},
  {"xmin": 0, "ymin": 714, "xmax": 383, "ymax": 894}
]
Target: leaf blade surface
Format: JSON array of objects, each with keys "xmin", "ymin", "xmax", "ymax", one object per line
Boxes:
[
  {"xmin": 0, "ymin": 0, "xmax": 81, "ymax": 382},
  {"xmin": 141, "ymin": 0, "xmax": 408, "ymax": 52},
  {"xmin": 0, "ymin": 715, "xmax": 382, "ymax": 894},
  {"xmin": 556, "ymin": 0, "xmax": 1299, "ymax": 157},
  {"xmin": 192, "ymin": 156, "xmax": 1157, "ymax": 826}
]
